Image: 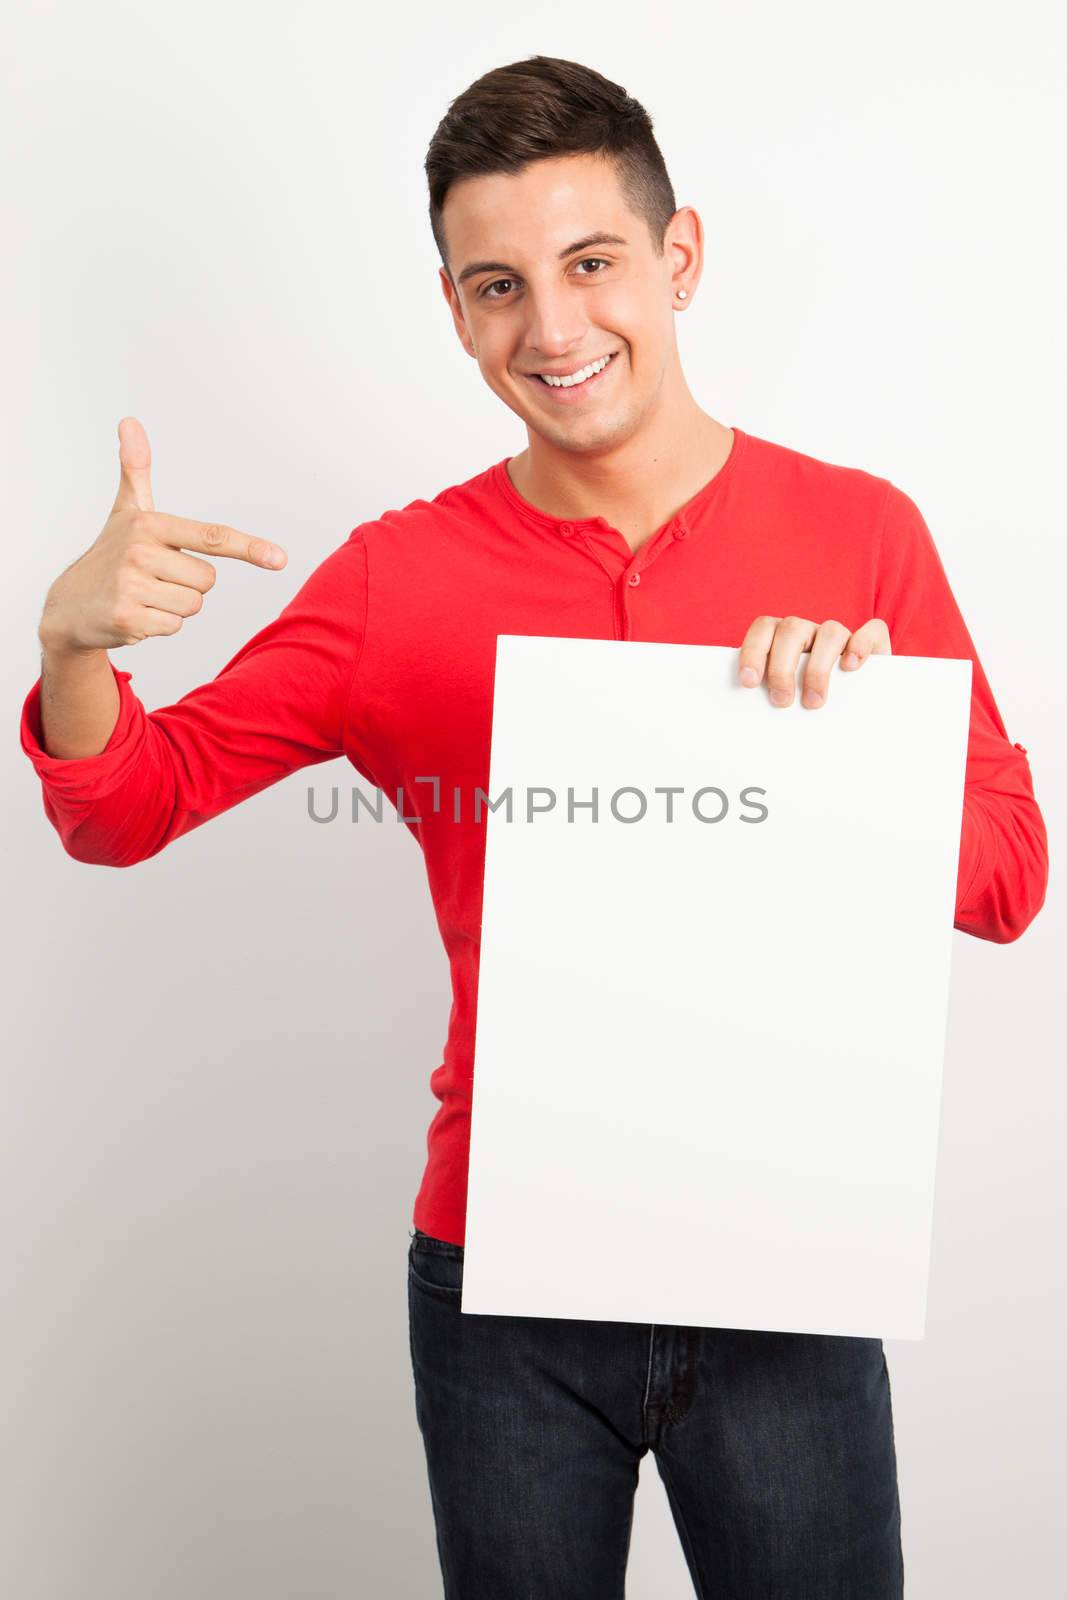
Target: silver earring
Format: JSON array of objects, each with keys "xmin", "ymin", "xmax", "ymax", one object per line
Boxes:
[{"xmin": 676, "ymin": 289, "xmax": 688, "ymax": 300}]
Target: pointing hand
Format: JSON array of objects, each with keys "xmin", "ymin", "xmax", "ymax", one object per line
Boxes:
[{"xmin": 38, "ymin": 417, "xmax": 288, "ymax": 655}]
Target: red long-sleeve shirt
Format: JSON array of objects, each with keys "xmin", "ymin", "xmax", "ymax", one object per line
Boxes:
[{"xmin": 20, "ymin": 426, "xmax": 1049, "ymax": 1244}]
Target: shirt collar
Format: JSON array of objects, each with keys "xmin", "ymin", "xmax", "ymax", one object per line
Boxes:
[{"xmin": 488, "ymin": 426, "xmax": 747, "ymax": 542}]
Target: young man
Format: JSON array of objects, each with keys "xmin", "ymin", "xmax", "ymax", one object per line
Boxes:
[{"xmin": 22, "ymin": 53, "xmax": 1047, "ymax": 1600}]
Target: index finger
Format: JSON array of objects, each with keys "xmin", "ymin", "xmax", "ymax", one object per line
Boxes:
[
  {"xmin": 736, "ymin": 615, "xmax": 781, "ymax": 685},
  {"xmin": 148, "ymin": 512, "xmax": 287, "ymax": 569}
]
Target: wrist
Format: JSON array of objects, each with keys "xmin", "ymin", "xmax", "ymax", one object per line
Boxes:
[{"xmin": 38, "ymin": 627, "xmax": 108, "ymax": 665}]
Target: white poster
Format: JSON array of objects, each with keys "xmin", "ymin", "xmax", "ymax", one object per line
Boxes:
[{"xmin": 461, "ymin": 635, "xmax": 972, "ymax": 1340}]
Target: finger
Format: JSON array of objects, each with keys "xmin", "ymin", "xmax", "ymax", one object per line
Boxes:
[
  {"xmin": 766, "ymin": 616, "xmax": 818, "ymax": 707},
  {"xmin": 117, "ymin": 605, "xmax": 185, "ymax": 644},
  {"xmin": 737, "ymin": 616, "xmax": 781, "ymax": 686},
  {"xmin": 131, "ymin": 544, "xmax": 217, "ymax": 593},
  {"xmin": 800, "ymin": 620, "xmax": 852, "ymax": 708},
  {"xmin": 129, "ymin": 575, "xmax": 207, "ymax": 618},
  {"xmin": 113, "ymin": 417, "xmax": 155, "ymax": 514},
  {"xmin": 138, "ymin": 608, "xmax": 185, "ymax": 638},
  {"xmin": 141, "ymin": 511, "xmax": 287, "ymax": 568},
  {"xmin": 840, "ymin": 617, "xmax": 893, "ymax": 669}
]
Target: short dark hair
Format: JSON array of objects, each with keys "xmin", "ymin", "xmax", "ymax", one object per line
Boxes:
[{"xmin": 425, "ymin": 55, "xmax": 678, "ymax": 279}]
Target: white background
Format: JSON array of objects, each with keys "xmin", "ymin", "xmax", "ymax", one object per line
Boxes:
[{"xmin": 3, "ymin": 2, "xmax": 1063, "ymax": 1594}]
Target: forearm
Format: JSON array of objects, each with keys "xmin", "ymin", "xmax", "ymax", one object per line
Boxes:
[
  {"xmin": 24, "ymin": 660, "xmax": 280, "ymax": 868},
  {"xmin": 37, "ymin": 640, "xmax": 121, "ymax": 760}
]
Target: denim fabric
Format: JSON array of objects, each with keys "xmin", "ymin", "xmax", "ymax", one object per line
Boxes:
[{"xmin": 407, "ymin": 1228, "xmax": 904, "ymax": 1598}]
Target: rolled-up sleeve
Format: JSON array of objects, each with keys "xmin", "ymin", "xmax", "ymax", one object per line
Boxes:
[
  {"xmin": 873, "ymin": 484, "xmax": 1048, "ymax": 943},
  {"xmin": 20, "ymin": 527, "xmax": 371, "ymax": 868}
]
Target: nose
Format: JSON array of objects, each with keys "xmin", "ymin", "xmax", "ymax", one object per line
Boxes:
[{"xmin": 520, "ymin": 284, "xmax": 591, "ymax": 365}]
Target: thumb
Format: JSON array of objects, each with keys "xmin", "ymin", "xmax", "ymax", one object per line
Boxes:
[{"xmin": 112, "ymin": 416, "xmax": 155, "ymax": 513}]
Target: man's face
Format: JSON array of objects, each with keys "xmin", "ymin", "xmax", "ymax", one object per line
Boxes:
[{"xmin": 439, "ymin": 153, "xmax": 694, "ymax": 454}]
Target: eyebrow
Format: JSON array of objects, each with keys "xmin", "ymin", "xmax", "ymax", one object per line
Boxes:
[{"xmin": 455, "ymin": 231, "xmax": 630, "ymax": 287}]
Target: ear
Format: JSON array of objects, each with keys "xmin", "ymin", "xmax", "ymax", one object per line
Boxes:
[
  {"xmin": 439, "ymin": 267, "xmax": 477, "ymax": 359},
  {"xmin": 665, "ymin": 205, "xmax": 703, "ymax": 303}
]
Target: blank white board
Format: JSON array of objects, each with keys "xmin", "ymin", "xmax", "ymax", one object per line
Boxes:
[{"xmin": 462, "ymin": 635, "xmax": 972, "ymax": 1339}]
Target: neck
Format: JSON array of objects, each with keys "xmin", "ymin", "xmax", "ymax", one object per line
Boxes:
[{"xmin": 508, "ymin": 382, "xmax": 734, "ymax": 554}]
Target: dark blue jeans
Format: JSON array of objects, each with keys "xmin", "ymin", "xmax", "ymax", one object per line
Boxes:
[{"xmin": 407, "ymin": 1228, "xmax": 904, "ymax": 1598}]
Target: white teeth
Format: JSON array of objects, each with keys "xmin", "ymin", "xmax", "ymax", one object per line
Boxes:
[{"xmin": 539, "ymin": 352, "xmax": 613, "ymax": 388}]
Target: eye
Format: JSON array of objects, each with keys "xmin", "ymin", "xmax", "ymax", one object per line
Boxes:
[
  {"xmin": 481, "ymin": 277, "xmax": 516, "ymax": 300},
  {"xmin": 479, "ymin": 258, "xmax": 612, "ymax": 300}
]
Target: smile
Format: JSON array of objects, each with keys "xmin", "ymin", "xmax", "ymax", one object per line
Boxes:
[
  {"xmin": 536, "ymin": 351, "xmax": 616, "ymax": 387},
  {"xmin": 525, "ymin": 350, "xmax": 619, "ymax": 400}
]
